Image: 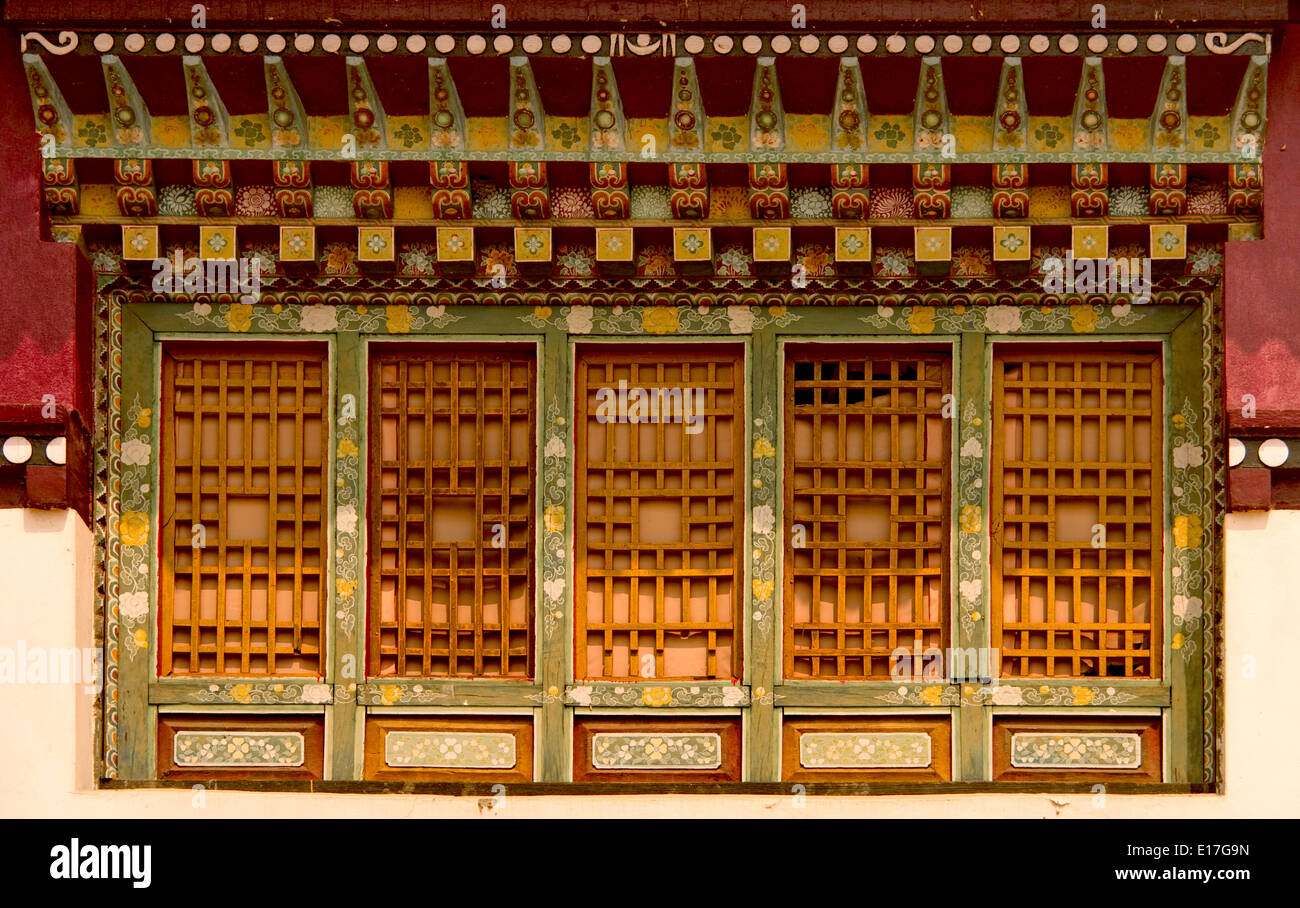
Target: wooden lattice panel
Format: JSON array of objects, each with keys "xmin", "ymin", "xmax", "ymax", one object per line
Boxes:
[
  {"xmin": 992, "ymin": 349, "xmax": 1162, "ymax": 678},
  {"xmin": 784, "ymin": 347, "xmax": 951, "ymax": 679},
  {"xmin": 575, "ymin": 345, "xmax": 744, "ymax": 680},
  {"xmin": 368, "ymin": 346, "xmax": 535, "ymax": 677},
  {"xmin": 160, "ymin": 344, "xmax": 327, "ymax": 675}
]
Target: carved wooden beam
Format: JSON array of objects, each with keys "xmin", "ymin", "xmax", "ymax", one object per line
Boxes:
[
  {"xmin": 265, "ymin": 56, "xmax": 310, "ymax": 149},
  {"xmin": 993, "ymin": 57, "xmax": 1028, "ymax": 152},
  {"xmin": 589, "ymin": 57, "xmax": 626, "ymax": 153},
  {"xmin": 101, "ymin": 54, "xmax": 151, "ymax": 147},
  {"xmin": 429, "ymin": 58, "xmax": 467, "ymax": 151},
  {"xmin": 23, "ymin": 54, "xmax": 73, "ymax": 149},
  {"xmin": 182, "ymin": 55, "xmax": 229, "ymax": 147},
  {"xmin": 508, "ymin": 57, "xmax": 546, "ymax": 150},
  {"xmin": 345, "ymin": 56, "xmax": 387, "ymax": 151}
]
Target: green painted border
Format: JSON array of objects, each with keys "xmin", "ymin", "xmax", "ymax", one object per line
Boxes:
[{"xmin": 101, "ymin": 292, "xmax": 1219, "ymax": 785}]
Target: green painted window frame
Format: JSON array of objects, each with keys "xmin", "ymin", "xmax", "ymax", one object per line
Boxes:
[{"xmin": 101, "ymin": 292, "xmax": 1221, "ymax": 787}]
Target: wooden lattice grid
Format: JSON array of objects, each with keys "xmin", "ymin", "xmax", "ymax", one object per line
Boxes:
[
  {"xmin": 783, "ymin": 345, "xmax": 951, "ymax": 679},
  {"xmin": 160, "ymin": 343, "xmax": 328, "ymax": 675},
  {"xmin": 991, "ymin": 348, "xmax": 1162, "ymax": 678},
  {"xmin": 367, "ymin": 344, "xmax": 536, "ymax": 677},
  {"xmin": 574, "ymin": 345, "xmax": 744, "ymax": 680}
]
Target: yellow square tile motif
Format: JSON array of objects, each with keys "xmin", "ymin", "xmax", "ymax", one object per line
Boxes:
[
  {"xmin": 515, "ymin": 227, "xmax": 553, "ymax": 263},
  {"xmin": 596, "ymin": 228, "xmax": 634, "ymax": 262},
  {"xmin": 279, "ymin": 226, "xmax": 315, "ymax": 262},
  {"xmin": 993, "ymin": 226, "xmax": 1031, "ymax": 262},
  {"xmin": 199, "ymin": 226, "xmax": 237, "ymax": 261},
  {"xmin": 1150, "ymin": 224, "xmax": 1187, "ymax": 259},
  {"xmin": 358, "ymin": 226, "xmax": 395, "ymax": 262},
  {"xmin": 914, "ymin": 227, "xmax": 951, "ymax": 262},
  {"xmin": 834, "ymin": 227, "xmax": 872, "ymax": 262},
  {"xmin": 1071, "ymin": 225, "xmax": 1109, "ymax": 260},
  {"xmin": 674, "ymin": 227, "xmax": 712, "ymax": 262},
  {"xmin": 753, "ymin": 227, "xmax": 791, "ymax": 262},
  {"xmin": 121, "ymin": 225, "xmax": 159, "ymax": 261},
  {"xmin": 437, "ymin": 226, "xmax": 475, "ymax": 262}
]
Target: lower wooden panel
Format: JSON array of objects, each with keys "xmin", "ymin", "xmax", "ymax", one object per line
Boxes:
[
  {"xmin": 992, "ymin": 715, "xmax": 1162, "ymax": 782},
  {"xmin": 363, "ymin": 715, "xmax": 534, "ymax": 782},
  {"xmin": 781, "ymin": 715, "xmax": 952, "ymax": 782},
  {"xmin": 572, "ymin": 717, "xmax": 743, "ymax": 782},
  {"xmin": 156, "ymin": 714, "xmax": 325, "ymax": 781}
]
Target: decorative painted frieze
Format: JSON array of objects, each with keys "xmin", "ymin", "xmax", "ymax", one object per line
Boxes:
[
  {"xmin": 591, "ymin": 733, "xmax": 722, "ymax": 769},
  {"xmin": 799, "ymin": 732, "xmax": 933, "ymax": 769},
  {"xmin": 384, "ymin": 732, "xmax": 517, "ymax": 769},
  {"xmin": 1009, "ymin": 732, "xmax": 1142, "ymax": 769},
  {"xmin": 173, "ymin": 731, "xmax": 305, "ymax": 767}
]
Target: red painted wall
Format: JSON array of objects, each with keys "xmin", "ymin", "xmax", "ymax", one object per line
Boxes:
[
  {"xmin": 1226, "ymin": 23, "xmax": 1300, "ymax": 426},
  {"xmin": 0, "ymin": 29, "xmax": 90, "ymax": 421}
]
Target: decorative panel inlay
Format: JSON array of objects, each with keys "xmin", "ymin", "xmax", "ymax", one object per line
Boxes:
[
  {"xmin": 384, "ymin": 731, "xmax": 517, "ymax": 768},
  {"xmin": 591, "ymin": 732, "xmax": 722, "ymax": 769},
  {"xmin": 799, "ymin": 731, "xmax": 932, "ymax": 768},
  {"xmin": 1009, "ymin": 732, "xmax": 1142, "ymax": 768},
  {"xmin": 172, "ymin": 731, "xmax": 305, "ymax": 767}
]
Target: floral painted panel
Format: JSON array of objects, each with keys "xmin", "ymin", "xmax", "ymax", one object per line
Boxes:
[
  {"xmin": 1009, "ymin": 733, "xmax": 1142, "ymax": 769},
  {"xmin": 173, "ymin": 731, "xmax": 305, "ymax": 767},
  {"xmin": 384, "ymin": 732, "xmax": 517, "ymax": 769},
  {"xmin": 799, "ymin": 732, "xmax": 932, "ymax": 769},
  {"xmin": 591, "ymin": 733, "xmax": 722, "ymax": 769}
]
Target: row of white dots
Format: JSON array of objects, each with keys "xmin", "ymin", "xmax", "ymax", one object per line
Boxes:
[
  {"xmin": 2, "ymin": 436, "xmax": 66, "ymax": 465},
  {"xmin": 1229, "ymin": 438, "xmax": 1290, "ymax": 468},
  {"xmin": 92, "ymin": 31, "xmax": 1205, "ymax": 56}
]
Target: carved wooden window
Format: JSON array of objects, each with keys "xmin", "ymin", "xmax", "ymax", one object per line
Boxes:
[
  {"xmin": 784, "ymin": 346, "xmax": 951, "ymax": 679},
  {"xmin": 159, "ymin": 343, "xmax": 328, "ymax": 675},
  {"xmin": 991, "ymin": 349, "xmax": 1162, "ymax": 678},
  {"xmin": 574, "ymin": 345, "xmax": 744, "ymax": 680},
  {"xmin": 367, "ymin": 345, "xmax": 536, "ymax": 678}
]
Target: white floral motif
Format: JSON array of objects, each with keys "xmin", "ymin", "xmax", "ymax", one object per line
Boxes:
[
  {"xmin": 752, "ymin": 504, "xmax": 775, "ymax": 536},
  {"xmin": 119, "ymin": 591, "xmax": 149, "ymax": 621},
  {"xmin": 960, "ymin": 437, "xmax": 983, "ymax": 458},
  {"xmin": 1173, "ymin": 442, "xmax": 1205, "ymax": 470},
  {"xmin": 566, "ymin": 305, "xmax": 593, "ymax": 334},
  {"xmin": 298, "ymin": 305, "xmax": 338, "ymax": 333},
  {"xmin": 991, "ymin": 685, "xmax": 1024, "ymax": 705},
  {"xmin": 544, "ymin": 435, "xmax": 566, "ymax": 459},
  {"xmin": 336, "ymin": 505, "xmax": 358, "ymax": 535},
  {"xmin": 959, "ymin": 579, "xmax": 982, "ymax": 601},
  {"xmin": 720, "ymin": 686, "xmax": 746, "ymax": 707},
  {"xmin": 121, "ymin": 439, "xmax": 151, "ymax": 466},
  {"xmin": 983, "ymin": 305, "xmax": 1022, "ymax": 333},
  {"xmin": 727, "ymin": 305, "xmax": 754, "ymax": 334},
  {"xmin": 1173, "ymin": 595, "xmax": 1203, "ymax": 621},
  {"xmin": 567, "ymin": 685, "xmax": 593, "ymax": 706},
  {"xmin": 300, "ymin": 684, "xmax": 331, "ymax": 704}
]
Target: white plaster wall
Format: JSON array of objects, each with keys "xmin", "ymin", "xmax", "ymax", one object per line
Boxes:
[{"xmin": 0, "ymin": 507, "xmax": 1296, "ymax": 818}]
